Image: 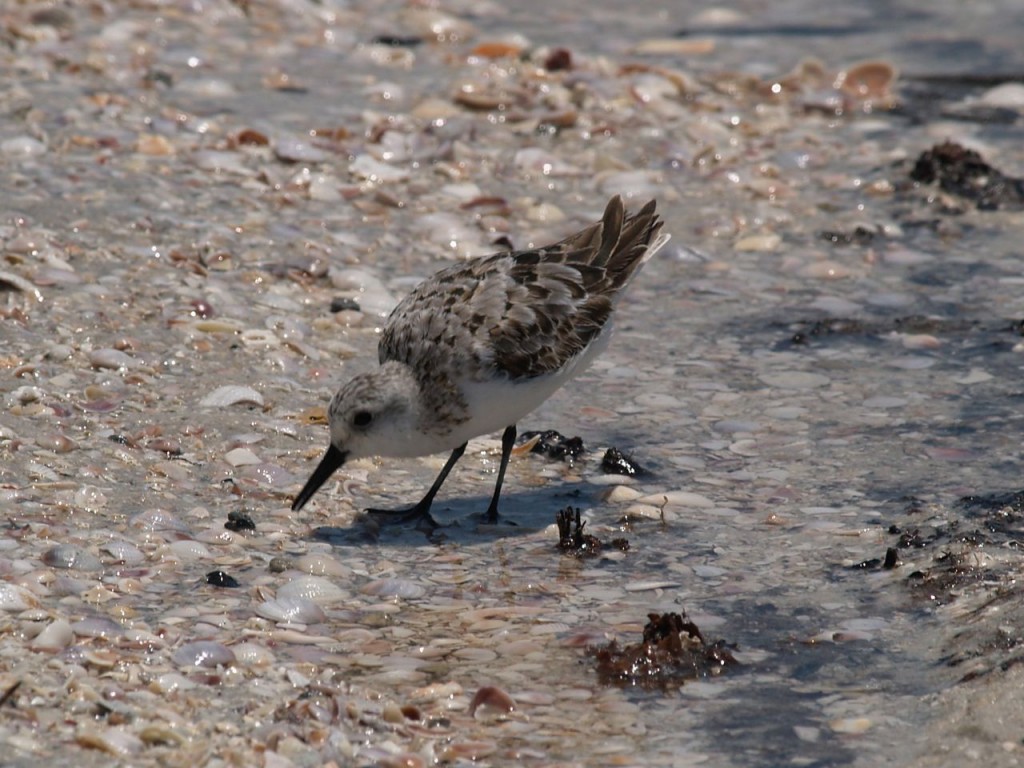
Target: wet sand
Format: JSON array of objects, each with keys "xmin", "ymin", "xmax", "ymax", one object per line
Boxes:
[{"xmin": 3, "ymin": 1, "xmax": 1024, "ymax": 765}]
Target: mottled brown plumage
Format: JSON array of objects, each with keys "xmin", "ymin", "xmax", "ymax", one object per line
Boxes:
[{"xmin": 380, "ymin": 197, "xmax": 663, "ymax": 420}]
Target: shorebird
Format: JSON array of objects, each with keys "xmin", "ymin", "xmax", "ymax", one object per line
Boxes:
[{"xmin": 292, "ymin": 195, "xmax": 668, "ymax": 527}]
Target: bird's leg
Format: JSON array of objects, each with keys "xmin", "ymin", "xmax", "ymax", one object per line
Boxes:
[
  {"xmin": 481, "ymin": 425, "xmax": 517, "ymax": 524},
  {"xmin": 366, "ymin": 442, "xmax": 467, "ymax": 528}
]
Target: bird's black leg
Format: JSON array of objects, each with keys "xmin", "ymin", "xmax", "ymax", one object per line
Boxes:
[
  {"xmin": 366, "ymin": 442, "xmax": 467, "ymax": 529},
  {"xmin": 482, "ymin": 425, "xmax": 517, "ymax": 524}
]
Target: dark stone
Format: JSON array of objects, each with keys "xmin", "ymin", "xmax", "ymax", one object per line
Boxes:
[{"xmin": 206, "ymin": 570, "xmax": 240, "ymax": 588}]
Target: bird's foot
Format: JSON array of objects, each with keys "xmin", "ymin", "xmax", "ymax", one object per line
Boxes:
[
  {"xmin": 365, "ymin": 503, "xmax": 440, "ymax": 532},
  {"xmin": 470, "ymin": 505, "xmax": 516, "ymax": 526}
]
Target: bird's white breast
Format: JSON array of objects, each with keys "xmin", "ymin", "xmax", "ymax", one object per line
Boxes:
[{"xmin": 449, "ymin": 327, "xmax": 612, "ymax": 448}]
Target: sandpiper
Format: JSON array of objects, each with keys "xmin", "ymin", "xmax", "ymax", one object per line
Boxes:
[{"xmin": 292, "ymin": 195, "xmax": 669, "ymax": 527}]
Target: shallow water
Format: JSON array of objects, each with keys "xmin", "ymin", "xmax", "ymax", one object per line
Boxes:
[{"xmin": 2, "ymin": 1, "xmax": 1024, "ymax": 766}]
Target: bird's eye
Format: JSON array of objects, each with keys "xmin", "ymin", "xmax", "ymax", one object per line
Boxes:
[{"xmin": 353, "ymin": 410, "xmax": 373, "ymax": 427}]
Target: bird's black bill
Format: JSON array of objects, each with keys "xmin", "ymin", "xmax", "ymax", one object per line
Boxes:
[{"xmin": 291, "ymin": 444, "xmax": 348, "ymax": 511}]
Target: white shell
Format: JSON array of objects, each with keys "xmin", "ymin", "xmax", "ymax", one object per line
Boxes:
[
  {"xmin": 30, "ymin": 618, "xmax": 74, "ymax": 652},
  {"xmin": 172, "ymin": 641, "xmax": 236, "ymax": 668},
  {"xmin": 200, "ymin": 385, "xmax": 265, "ymax": 408},
  {"xmin": 255, "ymin": 595, "xmax": 326, "ymax": 624},
  {"xmin": 277, "ymin": 575, "xmax": 348, "ymax": 605}
]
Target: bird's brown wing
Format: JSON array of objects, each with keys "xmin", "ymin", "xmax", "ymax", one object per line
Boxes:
[{"xmin": 380, "ymin": 196, "xmax": 665, "ymax": 382}]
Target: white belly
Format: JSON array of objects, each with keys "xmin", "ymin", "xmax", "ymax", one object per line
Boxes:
[{"xmin": 447, "ymin": 329, "xmax": 611, "ymax": 448}]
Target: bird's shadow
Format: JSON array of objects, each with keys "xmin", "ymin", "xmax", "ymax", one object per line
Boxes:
[{"xmin": 308, "ymin": 486, "xmax": 587, "ymax": 548}]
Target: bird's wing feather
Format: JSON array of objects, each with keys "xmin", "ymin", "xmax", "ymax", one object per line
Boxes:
[{"xmin": 379, "ymin": 196, "xmax": 666, "ymax": 382}]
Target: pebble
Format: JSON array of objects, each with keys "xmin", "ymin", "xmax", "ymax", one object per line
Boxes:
[
  {"xmin": 136, "ymin": 134, "xmax": 175, "ymax": 156},
  {"xmin": 231, "ymin": 642, "xmax": 276, "ymax": 667},
  {"xmin": 0, "ymin": 271, "xmax": 44, "ymax": 302},
  {"xmin": 328, "ymin": 268, "xmax": 397, "ymax": 317},
  {"xmin": 603, "ymin": 485, "xmax": 642, "ymax": 503},
  {"xmin": 729, "ymin": 439, "xmax": 759, "ymax": 456},
  {"xmin": 74, "ymin": 485, "xmax": 108, "ymax": 512},
  {"xmin": 793, "ymin": 725, "xmax": 820, "ymax": 742},
  {"xmin": 350, "ymin": 154, "xmax": 410, "ymax": 182},
  {"xmin": 633, "ymin": 38, "xmax": 716, "ymax": 56},
  {"xmin": 890, "ymin": 356, "xmax": 935, "ymax": 370},
  {"xmin": 308, "ymin": 174, "xmax": 342, "ymax": 202},
  {"xmin": 469, "ymin": 685, "xmax": 516, "ymax": 717},
  {"xmin": 130, "ymin": 508, "xmax": 189, "ymax": 532},
  {"xmin": 438, "ymin": 742, "xmax": 498, "ymax": 761},
  {"xmin": 10, "ymin": 385, "xmax": 44, "ymax": 405},
  {"xmin": 360, "ymin": 579, "xmax": 427, "ymax": 599},
  {"xmin": 256, "ymin": 595, "xmax": 326, "ymax": 624},
  {"xmin": 72, "ymin": 617, "xmax": 124, "ymax": 639},
  {"xmin": 172, "ymin": 641, "xmax": 236, "ymax": 668},
  {"xmin": 240, "ymin": 329, "xmax": 279, "ymax": 348},
  {"xmin": 829, "ymin": 717, "xmax": 873, "ymax": 735},
  {"xmin": 41, "ymin": 545, "xmax": 103, "ymax": 571},
  {"xmin": 193, "ymin": 150, "xmax": 254, "ymax": 176},
  {"xmin": 883, "ymin": 247, "xmax": 934, "ymax": 265},
  {"xmin": 150, "ymin": 672, "xmax": 195, "ymax": 695},
  {"xmin": 1, "ymin": 136, "xmax": 47, "ymax": 157},
  {"xmin": 278, "ymin": 575, "xmax": 348, "ymax": 605},
  {"xmin": 976, "ymin": 82, "xmax": 1024, "ymax": 108},
  {"xmin": 525, "ymin": 202, "xmax": 566, "ymax": 223},
  {"xmin": 714, "ymin": 419, "xmax": 761, "ymax": 433},
  {"xmin": 735, "ymin": 233, "xmax": 781, "ymax": 252},
  {"xmin": 200, "ymin": 385, "xmax": 265, "ymax": 408},
  {"xmin": 638, "ymin": 490, "xmax": 715, "ymax": 508},
  {"xmin": 759, "ymin": 371, "xmax": 831, "ymax": 389},
  {"xmin": 400, "ymin": 7, "xmax": 477, "ymax": 42},
  {"xmin": 891, "ymin": 334, "xmax": 938, "ymax": 353},
  {"xmin": 162, "ymin": 540, "xmax": 212, "ymax": 561},
  {"xmin": 954, "ymin": 368, "xmax": 993, "ymax": 385},
  {"xmin": 810, "ymin": 296, "xmax": 862, "ymax": 315},
  {"xmin": 30, "ymin": 619, "xmax": 74, "ymax": 651},
  {"xmin": 274, "ymin": 136, "xmax": 330, "ymax": 163},
  {"xmin": 623, "ymin": 580, "xmax": 681, "ymax": 592},
  {"xmin": 623, "ymin": 503, "xmax": 664, "ymax": 520},
  {"xmin": 294, "ymin": 553, "xmax": 350, "ymax": 577},
  {"xmin": 0, "ymin": 585, "xmax": 40, "ymax": 611},
  {"xmin": 76, "ymin": 727, "xmax": 144, "ymax": 757},
  {"xmin": 35, "ymin": 433, "xmax": 78, "ymax": 453},
  {"xmin": 224, "ymin": 447, "xmax": 261, "ymax": 467}
]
